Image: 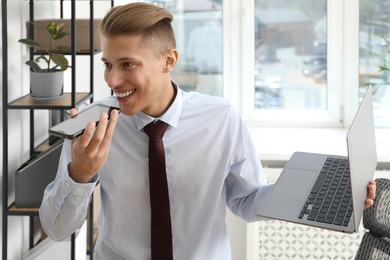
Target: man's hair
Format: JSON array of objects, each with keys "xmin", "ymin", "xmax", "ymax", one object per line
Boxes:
[{"xmin": 99, "ymin": 2, "xmax": 176, "ymax": 57}]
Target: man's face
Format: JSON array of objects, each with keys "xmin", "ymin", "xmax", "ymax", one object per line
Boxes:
[{"xmin": 101, "ymin": 34, "xmax": 175, "ymax": 117}]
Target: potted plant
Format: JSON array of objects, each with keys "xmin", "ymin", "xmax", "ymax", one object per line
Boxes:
[{"xmin": 19, "ymin": 21, "xmax": 71, "ymax": 101}]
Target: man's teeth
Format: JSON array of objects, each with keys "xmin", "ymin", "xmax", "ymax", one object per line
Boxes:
[{"xmin": 116, "ymin": 90, "xmax": 135, "ymax": 98}]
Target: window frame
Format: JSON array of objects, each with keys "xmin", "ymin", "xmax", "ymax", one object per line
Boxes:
[{"xmin": 224, "ymin": 0, "xmax": 361, "ymax": 127}]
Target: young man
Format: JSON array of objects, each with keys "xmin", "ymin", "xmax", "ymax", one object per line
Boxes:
[{"xmin": 39, "ymin": 2, "xmax": 376, "ymax": 259}]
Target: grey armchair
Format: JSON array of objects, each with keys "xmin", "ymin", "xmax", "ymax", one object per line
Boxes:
[{"xmin": 355, "ymin": 178, "xmax": 390, "ymax": 260}]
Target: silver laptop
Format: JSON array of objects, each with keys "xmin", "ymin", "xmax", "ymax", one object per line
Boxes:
[{"xmin": 256, "ymin": 87, "xmax": 377, "ymax": 233}]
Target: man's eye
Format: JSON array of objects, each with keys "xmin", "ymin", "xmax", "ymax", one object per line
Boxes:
[
  {"xmin": 103, "ymin": 62, "xmax": 111, "ymax": 68},
  {"xmin": 123, "ymin": 62, "xmax": 133, "ymax": 68}
]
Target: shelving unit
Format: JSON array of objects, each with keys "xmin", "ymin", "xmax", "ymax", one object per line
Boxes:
[{"xmin": 1, "ymin": 1, "xmax": 112, "ymax": 259}]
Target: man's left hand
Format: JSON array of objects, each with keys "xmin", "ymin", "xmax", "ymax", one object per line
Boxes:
[{"xmin": 365, "ymin": 180, "xmax": 376, "ymax": 209}]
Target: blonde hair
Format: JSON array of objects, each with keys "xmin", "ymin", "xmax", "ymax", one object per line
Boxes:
[{"xmin": 99, "ymin": 2, "xmax": 176, "ymax": 57}]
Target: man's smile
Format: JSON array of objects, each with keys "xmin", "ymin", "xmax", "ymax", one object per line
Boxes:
[{"xmin": 115, "ymin": 89, "xmax": 136, "ymax": 98}]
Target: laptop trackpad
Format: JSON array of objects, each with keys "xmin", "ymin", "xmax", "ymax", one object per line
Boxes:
[{"xmin": 258, "ymin": 168, "xmax": 317, "ymax": 220}]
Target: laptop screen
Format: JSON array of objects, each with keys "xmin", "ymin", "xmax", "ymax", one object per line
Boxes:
[{"xmin": 347, "ymin": 87, "xmax": 377, "ymax": 230}]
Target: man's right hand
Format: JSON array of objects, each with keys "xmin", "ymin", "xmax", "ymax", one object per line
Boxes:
[{"xmin": 68, "ymin": 107, "xmax": 119, "ymax": 183}]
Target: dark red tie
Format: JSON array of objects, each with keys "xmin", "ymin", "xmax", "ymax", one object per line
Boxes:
[{"xmin": 143, "ymin": 121, "xmax": 173, "ymax": 260}]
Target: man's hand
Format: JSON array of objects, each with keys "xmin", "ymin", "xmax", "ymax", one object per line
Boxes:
[
  {"xmin": 68, "ymin": 107, "xmax": 119, "ymax": 183},
  {"xmin": 365, "ymin": 180, "xmax": 376, "ymax": 209}
]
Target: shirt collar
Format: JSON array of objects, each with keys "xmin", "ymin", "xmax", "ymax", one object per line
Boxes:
[{"xmin": 134, "ymin": 80, "xmax": 182, "ymax": 131}]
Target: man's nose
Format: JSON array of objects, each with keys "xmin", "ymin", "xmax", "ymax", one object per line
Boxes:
[{"xmin": 106, "ymin": 68, "xmax": 124, "ymax": 87}]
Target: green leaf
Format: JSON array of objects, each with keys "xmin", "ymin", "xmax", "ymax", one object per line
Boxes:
[
  {"xmin": 379, "ymin": 66, "xmax": 390, "ymax": 72},
  {"xmin": 25, "ymin": 60, "xmax": 42, "ymax": 71},
  {"xmin": 54, "ymin": 31, "xmax": 69, "ymax": 41},
  {"xmin": 51, "ymin": 53, "xmax": 69, "ymax": 71},
  {"xmin": 35, "ymin": 55, "xmax": 49, "ymax": 64},
  {"xmin": 47, "ymin": 22, "xmax": 58, "ymax": 36},
  {"xmin": 56, "ymin": 23, "xmax": 65, "ymax": 34},
  {"xmin": 20, "ymin": 21, "xmax": 70, "ymax": 71},
  {"xmin": 18, "ymin": 38, "xmax": 43, "ymax": 48}
]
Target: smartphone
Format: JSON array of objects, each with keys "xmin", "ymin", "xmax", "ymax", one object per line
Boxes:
[{"xmin": 49, "ymin": 104, "xmax": 120, "ymax": 139}]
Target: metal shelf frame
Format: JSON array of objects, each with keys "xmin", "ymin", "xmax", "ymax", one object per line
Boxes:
[{"xmin": 1, "ymin": 1, "xmax": 112, "ymax": 259}]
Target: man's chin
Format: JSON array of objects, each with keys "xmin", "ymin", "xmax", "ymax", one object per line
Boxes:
[{"xmin": 117, "ymin": 105, "xmax": 139, "ymax": 116}]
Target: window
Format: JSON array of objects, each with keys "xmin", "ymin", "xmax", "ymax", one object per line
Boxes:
[
  {"xmin": 154, "ymin": 0, "xmax": 224, "ymax": 97},
  {"xmin": 251, "ymin": 0, "xmax": 389, "ymax": 127},
  {"xmin": 254, "ymin": 1, "xmax": 327, "ymax": 110},
  {"xmin": 146, "ymin": 0, "xmax": 388, "ymax": 127},
  {"xmin": 242, "ymin": 0, "xmax": 344, "ymax": 125},
  {"xmin": 359, "ymin": 0, "xmax": 390, "ymax": 127}
]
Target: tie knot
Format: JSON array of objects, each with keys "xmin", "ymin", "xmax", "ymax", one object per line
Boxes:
[{"xmin": 144, "ymin": 121, "xmax": 168, "ymax": 139}]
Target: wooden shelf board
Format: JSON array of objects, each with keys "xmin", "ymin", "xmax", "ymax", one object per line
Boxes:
[
  {"xmin": 8, "ymin": 92, "xmax": 92, "ymax": 109},
  {"xmin": 35, "ymin": 137, "xmax": 63, "ymax": 153},
  {"xmin": 34, "ymin": 50, "xmax": 102, "ymax": 55},
  {"xmin": 8, "ymin": 203, "xmax": 39, "ymax": 216}
]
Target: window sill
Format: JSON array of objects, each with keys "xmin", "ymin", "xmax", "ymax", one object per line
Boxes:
[{"xmin": 248, "ymin": 127, "xmax": 390, "ymax": 168}]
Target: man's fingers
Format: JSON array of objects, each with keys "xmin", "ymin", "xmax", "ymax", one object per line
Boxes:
[
  {"xmin": 77, "ymin": 121, "xmax": 96, "ymax": 149},
  {"xmin": 104, "ymin": 109, "xmax": 119, "ymax": 141},
  {"xmin": 365, "ymin": 199, "xmax": 374, "ymax": 209},
  {"xmin": 73, "ymin": 109, "xmax": 118, "ymax": 154},
  {"xmin": 364, "ymin": 181, "xmax": 376, "ymax": 209},
  {"xmin": 87, "ymin": 112, "xmax": 109, "ymax": 147},
  {"xmin": 95, "ymin": 109, "xmax": 119, "ymax": 153},
  {"xmin": 70, "ymin": 108, "xmax": 78, "ymax": 117},
  {"xmin": 69, "ymin": 108, "xmax": 119, "ymax": 182},
  {"xmin": 69, "ymin": 109, "xmax": 79, "ymax": 146},
  {"xmin": 367, "ymin": 180, "xmax": 376, "ymax": 200}
]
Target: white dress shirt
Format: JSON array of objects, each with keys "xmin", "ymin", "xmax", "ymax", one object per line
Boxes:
[{"xmin": 39, "ymin": 82, "xmax": 273, "ymax": 260}]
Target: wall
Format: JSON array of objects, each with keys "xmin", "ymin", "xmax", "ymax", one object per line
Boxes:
[{"xmin": 227, "ymin": 211, "xmax": 248, "ymax": 259}]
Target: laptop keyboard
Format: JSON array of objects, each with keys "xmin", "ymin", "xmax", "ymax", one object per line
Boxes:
[{"xmin": 299, "ymin": 157, "xmax": 353, "ymax": 227}]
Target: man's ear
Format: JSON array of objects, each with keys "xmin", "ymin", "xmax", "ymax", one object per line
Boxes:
[{"xmin": 163, "ymin": 49, "xmax": 178, "ymax": 72}]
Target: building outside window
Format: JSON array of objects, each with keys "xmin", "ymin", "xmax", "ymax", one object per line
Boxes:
[{"xmin": 254, "ymin": 1, "xmax": 327, "ymax": 110}]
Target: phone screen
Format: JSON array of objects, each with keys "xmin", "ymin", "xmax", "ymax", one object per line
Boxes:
[{"xmin": 49, "ymin": 104, "xmax": 120, "ymax": 139}]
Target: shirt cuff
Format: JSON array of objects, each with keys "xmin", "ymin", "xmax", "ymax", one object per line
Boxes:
[{"xmin": 63, "ymin": 170, "xmax": 98, "ymax": 200}]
